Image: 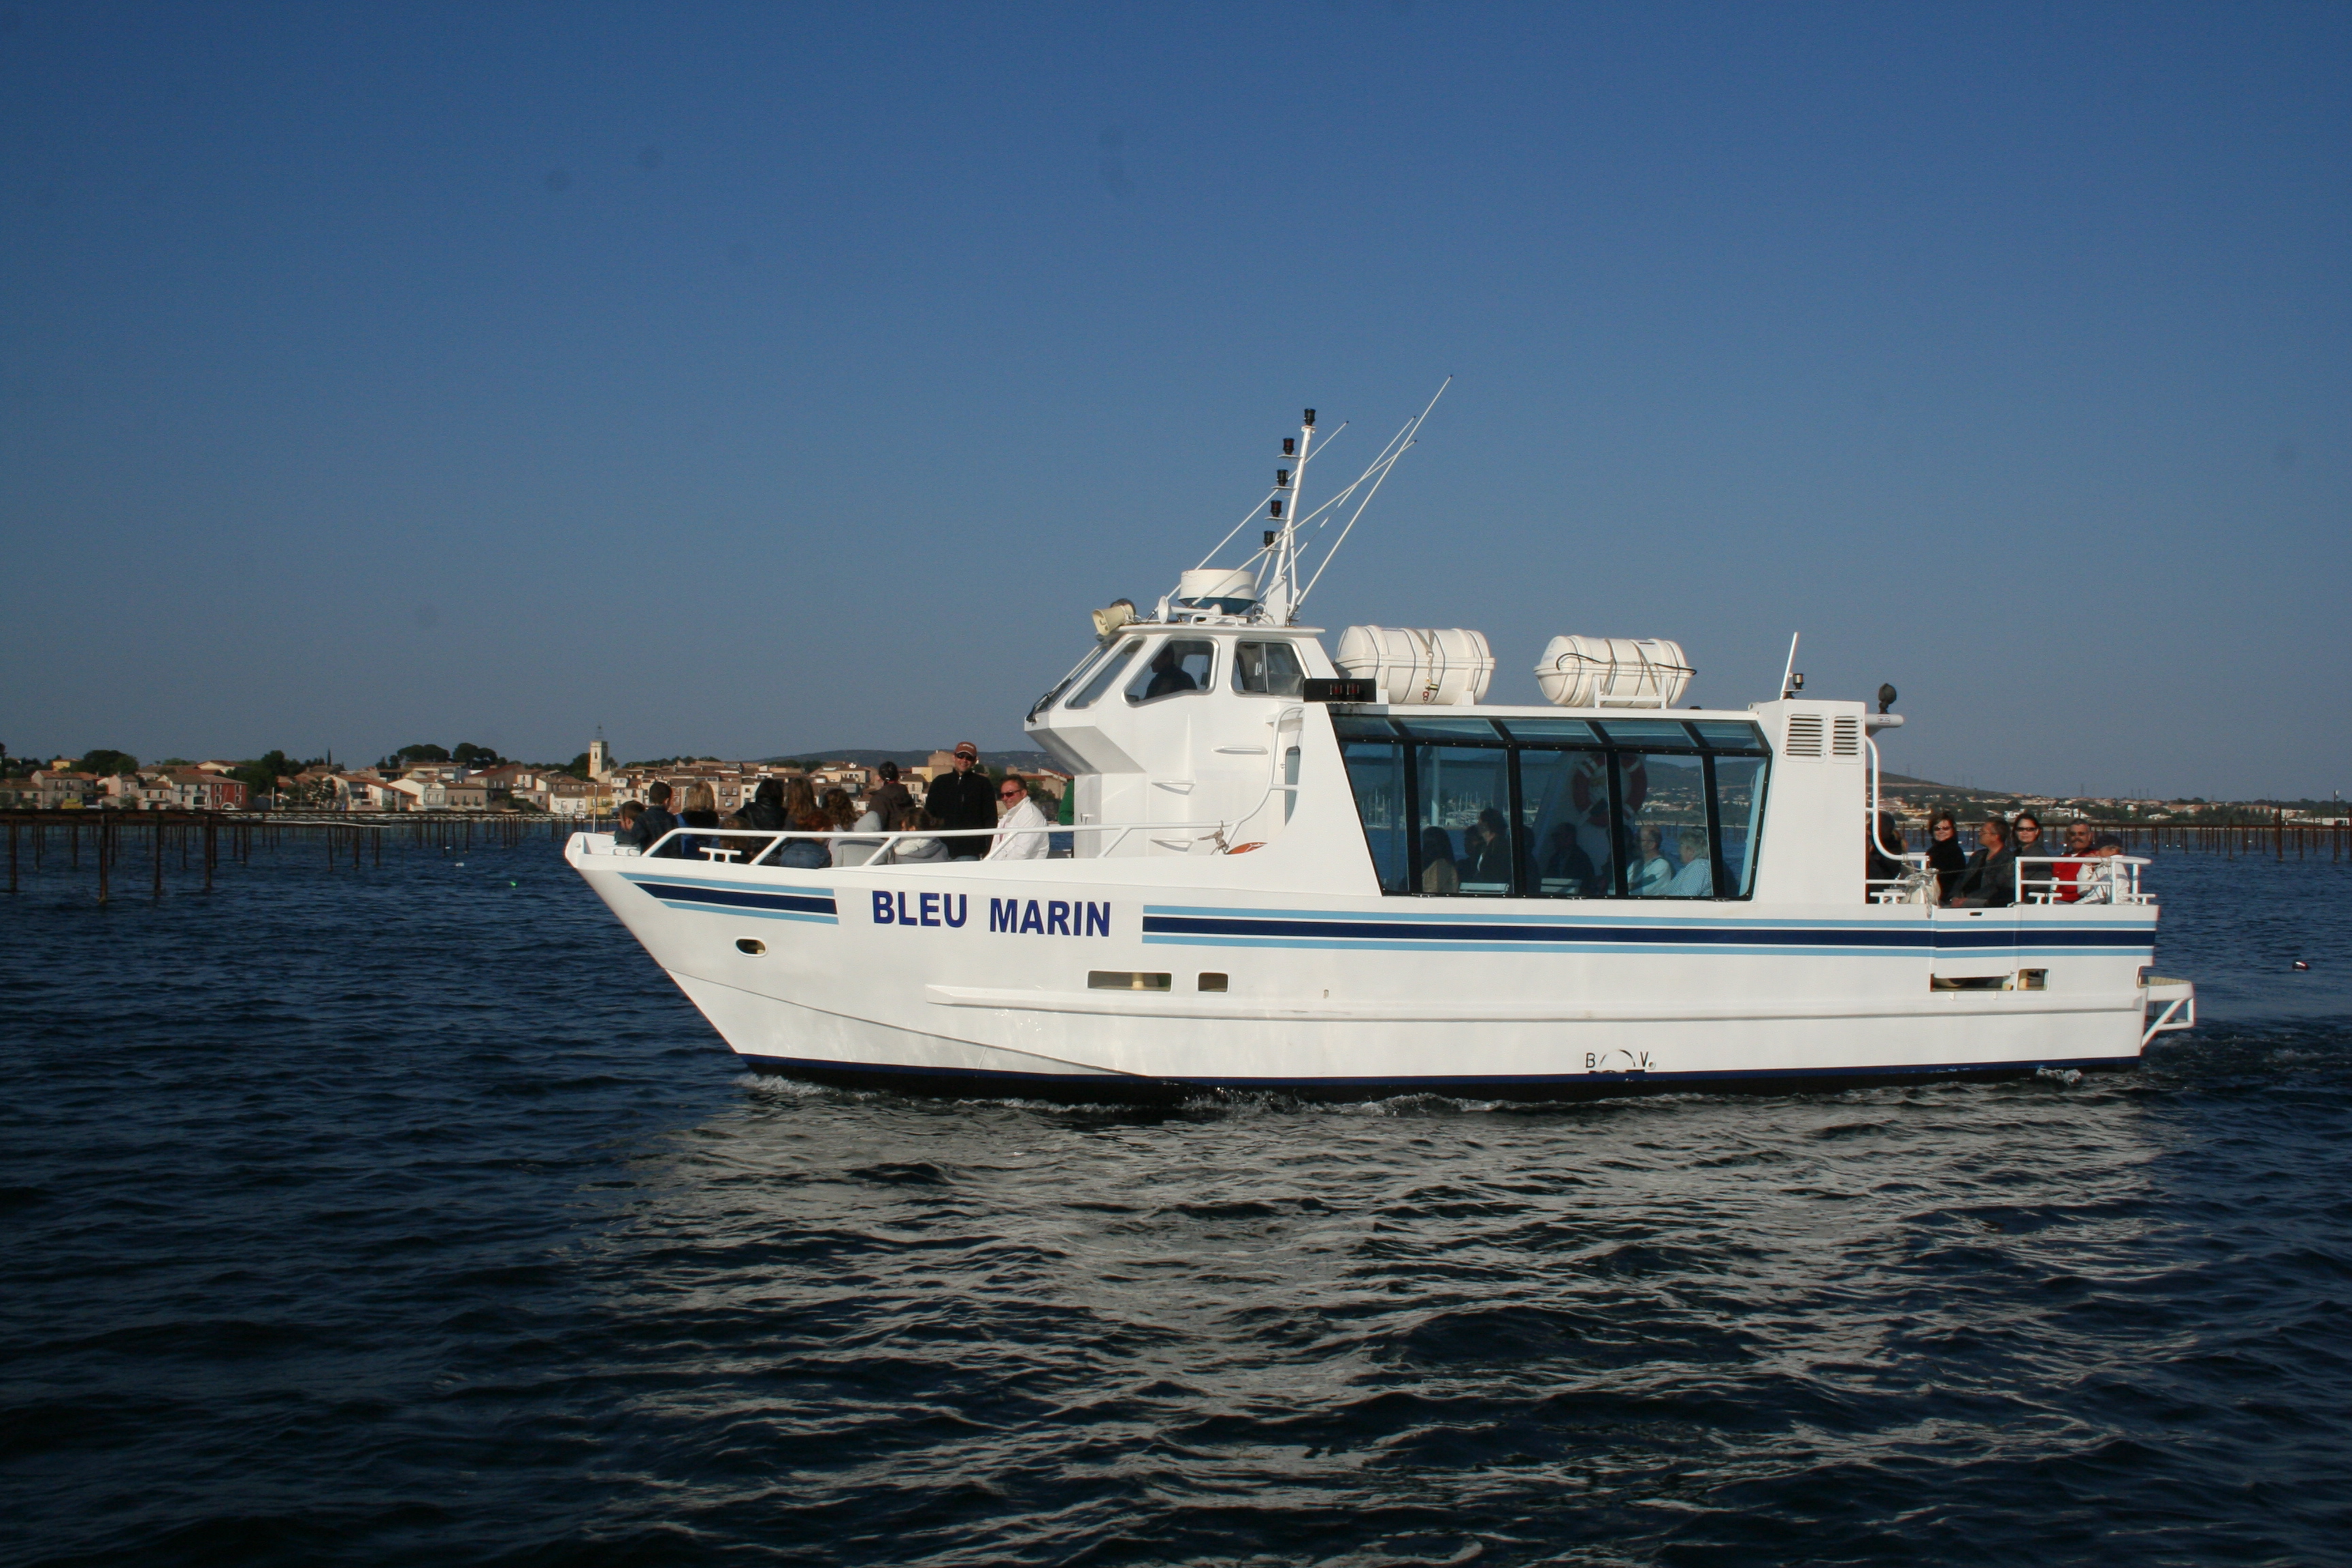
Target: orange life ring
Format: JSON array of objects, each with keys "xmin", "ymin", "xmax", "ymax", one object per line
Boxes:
[{"xmin": 1226, "ymin": 841, "xmax": 1266, "ymax": 855}]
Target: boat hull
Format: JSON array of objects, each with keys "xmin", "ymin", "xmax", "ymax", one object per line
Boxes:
[{"xmin": 572, "ymin": 836, "xmax": 2170, "ymax": 1104}]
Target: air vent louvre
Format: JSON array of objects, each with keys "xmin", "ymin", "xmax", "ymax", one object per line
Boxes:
[
  {"xmin": 1785, "ymin": 714, "xmax": 1825, "ymax": 758},
  {"xmin": 1831, "ymin": 716, "xmax": 1861, "ymax": 757}
]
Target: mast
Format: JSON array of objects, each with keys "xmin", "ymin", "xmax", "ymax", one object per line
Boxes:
[{"xmin": 1262, "ymin": 409, "xmax": 1313, "ymax": 623}]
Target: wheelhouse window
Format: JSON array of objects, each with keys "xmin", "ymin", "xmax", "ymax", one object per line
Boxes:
[
  {"xmin": 1232, "ymin": 640, "xmax": 1306, "ymax": 697},
  {"xmin": 1335, "ymin": 714, "xmax": 1770, "ymax": 900},
  {"xmin": 1064, "ymin": 638, "xmax": 1143, "ymax": 709},
  {"xmin": 1126, "ymin": 638, "xmax": 1215, "ymax": 703}
]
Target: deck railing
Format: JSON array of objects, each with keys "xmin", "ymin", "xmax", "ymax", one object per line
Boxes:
[{"xmin": 583, "ymin": 819, "xmax": 1239, "ymax": 866}]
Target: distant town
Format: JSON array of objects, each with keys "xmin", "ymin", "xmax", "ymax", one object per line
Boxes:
[
  {"xmin": 0, "ymin": 741, "xmax": 2341, "ymax": 828},
  {"xmin": 0, "ymin": 740, "xmax": 1072, "ymax": 820}
]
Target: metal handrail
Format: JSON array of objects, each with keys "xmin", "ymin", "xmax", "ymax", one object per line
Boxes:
[
  {"xmin": 2015, "ymin": 853, "xmax": 2151, "ymax": 906},
  {"xmin": 591, "ymin": 819, "xmax": 1236, "ymax": 866}
]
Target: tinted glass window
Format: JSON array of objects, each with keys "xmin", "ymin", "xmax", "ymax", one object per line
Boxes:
[
  {"xmin": 1712, "ymin": 755, "xmax": 1767, "ymax": 896},
  {"xmin": 1331, "ymin": 715, "xmax": 1400, "ymax": 740},
  {"xmin": 1232, "ymin": 641, "xmax": 1307, "ymax": 696},
  {"xmin": 1501, "ymin": 718, "xmax": 1601, "ymax": 744},
  {"xmin": 1594, "ymin": 719, "xmax": 1699, "ymax": 747},
  {"xmin": 1516, "ymin": 749, "xmax": 1612, "ymax": 896},
  {"xmin": 1032, "ymin": 644, "xmax": 1111, "ymax": 719},
  {"xmin": 1418, "ymin": 746, "xmax": 1512, "ymax": 896},
  {"xmin": 1126, "ymin": 639, "xmax": 1215, "ymax": 703},
  {"xmin": 1065, "ymin": 640, "xmax": 1142, "ymax": 709},
  {"xmin": 1622, "ymin": 751, "xmax": 1713, "ymax": 896},
  {"xmin": 1392, "ymin": 717, "xmax": 1507, "ymax": 741},
  {"xmin": 1343, "ymin": 740, "xmax": 1409, "ymax": 894},
  {"xmin": 1692, "ymin": 721, "xmax": 1768, "ymax": 752}
]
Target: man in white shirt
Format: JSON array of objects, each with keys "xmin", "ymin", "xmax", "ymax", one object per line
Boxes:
[{"xmin": 988, "ymin": 775, "xmax": 1051, "ymax": 860}]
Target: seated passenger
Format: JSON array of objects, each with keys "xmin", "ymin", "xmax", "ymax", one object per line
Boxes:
[
  {"xmin": 1538, "ymin": 823, "xmax": 1597, "ymax": 892},
  {"xmin": 632, "ymin": 781, "xmax": 681, "ymax": 857},
  {"xmin": 1667, "ymin": 827, "xmax": 1714, "ymax": 896},
  {"xmin": 613, "ymin": 799, "xmax": 645, "ymax": 851},
  {"xmin": 2072, "ymin": 833, "xmax": 2127, "ymax": 904},
  {"xmin": 1925, "ymin": 810, "xmax": 1967, "ymax": 902},
  {"xmin": 774, "ymin": 778, "xmax": 831, "ymax": 870},
  {"xmin": 1420, "ymin": 826, "xmax": 1460, "ymax": 894},
  {"xmin": 1143, "ymin": 644, "xmax": 1198, "ymax": 699},
  {"xmin": 1628, "ymin": 823, "xmax": 1673, "ymax": 896},
  {"xmin": 1462, "ymin": 808, "xmax": 1513, "ymax": 888},
  {"xmin": 679, "ymin": 783, "xmax": 723, "ymax": 860},
  {"xmin": 2053, "ymin": 821, "xmax": 2095, "ymax": 902},
  {"xmin": 833, "ymin": 796, "xmax": 887, "ymax": 867},
  {"xmin": 1866, "ymin": 812, "xmax": 1908, "ymax": 886},
  {"xmin": 2010, "ymin": 813, "xmax": 2052, "ymax": 897},
  {"xmin": 883, "ymin": 805, "xmax": 950, "ymax": 863},
  {"xmin": 1945, "ymin": 817, "xmax": 2017, "ymax": 908}
]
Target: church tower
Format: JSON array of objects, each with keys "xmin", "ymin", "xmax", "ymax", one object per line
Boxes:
[{"xmin": 588, "ymin": 732, "xmax": 611, "ymax": 781}]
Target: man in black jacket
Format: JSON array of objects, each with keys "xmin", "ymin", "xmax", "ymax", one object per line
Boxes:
[
  {"xmin": 924, "ymin": 742, "xmax": 997, "ymax": 860},
  {"xmin": 625, "ymin": 781, "xmax": 681, "ymax": 856}
]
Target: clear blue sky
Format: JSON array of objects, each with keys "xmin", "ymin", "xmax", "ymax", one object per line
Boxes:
[{"xmin": 3, "ymin": 2, "xmax": 2345, "ymax": 798}]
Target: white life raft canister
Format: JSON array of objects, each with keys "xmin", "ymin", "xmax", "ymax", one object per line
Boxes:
[{"xmin": 1334, "ymin": 626, "xmax": 1496, "ymax": 706}]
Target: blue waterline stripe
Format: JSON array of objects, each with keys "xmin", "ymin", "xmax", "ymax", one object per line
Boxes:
[{"xmin": 744, "ymin": 1052, "xmax": 2135, "ymax": 1092}]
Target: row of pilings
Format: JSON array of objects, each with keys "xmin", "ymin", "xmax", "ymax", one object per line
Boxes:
[{"xmin": 1, "ymin": 811, "xmax": 592, "ymax": 902}]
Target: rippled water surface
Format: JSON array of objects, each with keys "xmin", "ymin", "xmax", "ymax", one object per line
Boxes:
[{"xmin": 4, "ymin": 830, "xmax": 2350, "ymax": 1566}]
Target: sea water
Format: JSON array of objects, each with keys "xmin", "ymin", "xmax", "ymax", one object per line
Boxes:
[{"xmin": 2, "ymin": 838, "xmax": 2347, "ymax": 1565}]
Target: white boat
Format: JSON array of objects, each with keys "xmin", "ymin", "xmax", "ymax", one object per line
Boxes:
[{"xmin": 568, "ymin": 398, "xmax": 2195, "ymax": 1101}]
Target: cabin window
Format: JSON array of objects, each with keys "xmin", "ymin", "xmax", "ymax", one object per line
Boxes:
[
  {"xmin": 1126, "ymin": 638, "xmax": 1215, "ymax": 703},
  {"xmin": 1516, "ymin": 748, "xmax": 1614, "ymax": 895},
  {"xmin": 1342, "ymin": 740, "xmax": 1411, "ymax": 894},
  {"xmin": 1620, "ymin": 751, "xmax": 1713, "ymax": 897},
  {"xmin": 1065, "ymin": 639, "xmax": 1143, "ymax": 709},
  {"xmin": 1710, "ymin": 755, "xmax": 1767, "ymax": 896},
  {"xmin": 1232, "ymin": 640, "xmax": 1307, "ymax": 696},
  {"xmin": 1416, "ymin": 746, "xmax": 1512, "ymax": 896},
  {"xmin": 1032, "ymin": 643, "xmax": 1116, "ymax": 719},
  {"xmin": 1337, "ymin": 719, "xmax": 1770, "ymax": 900}
]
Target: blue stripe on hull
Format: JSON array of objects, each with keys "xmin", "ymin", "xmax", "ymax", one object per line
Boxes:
[
  {"xmin": 740, "ymin": 1051, "xmax": 2142, "ymax": 1105},
  {"xmin": 1141, "ymin": 909, "xmax": 2149, "ymax": 955},
  {"xmin": 622, "ymin": 875, "xmax": 838, "ymax": 922}
]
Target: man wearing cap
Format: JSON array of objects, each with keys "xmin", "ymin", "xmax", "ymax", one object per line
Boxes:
[{"xmin": 925, "ymin": 742, "xmax": 998, "ymax": 861}]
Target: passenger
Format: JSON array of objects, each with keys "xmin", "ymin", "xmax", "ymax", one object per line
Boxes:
[
  {"xmin": 736, "ymin": 778, "xmax": 787, "ymax": 831},
  {"xmin": 2010, "ymin": 813, "xmax": 2051, "ymax": 898},
  {"xmin": 1945, "ymin": 817, "xmax": 2018, "ymax": 908},
  {"xmin": 2053, "ymin": 821, "xmax": 2096, "ymax": 902},
  {"xmin": 1668, "ymin": 827, "xmax": 1714, "ymax": 896},
  {"xmin": 613, "ymin": 800, "xmax": 644, "ymax": 851},
  {"xmin": 925, "ymin": 742, "xmax": 997, "ymax": 861},
  {"xmin": 1143, "ymin": 644, "xmax": 1198, "ymax": 699},
  {"xmin": 833, "ymin": 794, "xmax": 887, "ymax": 867},
  {"xmin": 774, "ymin": 777, "xmax": 831, "ymax": 870},
  {"xmin": 679, "ymin": 782, "xmax": 723, "ymax": 861},
  {"xmin": 1463, "ymin": 808, "xmax": 1513, "ymax": 887},
  {"xmin": 883, "ymin": 805, "xmax": 951, "ymax": 864},
  {"xmin": 1628, "ymin": 823, "xmax": 1673, "ymax": 896},
  {"xmin": 1866, "ymin": 812, "xmax": 1908, "ymax": 887},
  {"xmin": 1924, "ymin": 810, "xmax": 1967, "ymax": 903},
  {"xmin": 1537, "ymin": 822, "xmax": 1596, "ymax": 893},
  {"xmin": 867, "ymin": 762, "xmax": 913, "ymax": 826},
  {"xmin": 2072, "ymin": 833, "xmax": 2128, "ymax": 904},
  {"xmin": 989, "ymin": 775, "xmax": 1051, "ymax": 860},
  {"xmin": 1420, "ymin": 826, "xmax": 1460, "ymax": 895},
  {"xmin": 821, "ymin": 787, "xmax": 858, "ymax": 832},
  {"xmin": 634, "ymin": 781, "xmax": 681, "ymax": 857}
]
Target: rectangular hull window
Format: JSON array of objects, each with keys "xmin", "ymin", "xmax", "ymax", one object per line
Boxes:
[
  {"xmin": 1090, "ymin": 971, "xmax": 1173, "ymax": 991},
  {"xmin": 1621, "ymin": 751, "xmax": 1714, "ymax": 898}
]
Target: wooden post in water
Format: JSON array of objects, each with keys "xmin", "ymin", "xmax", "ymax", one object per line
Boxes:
[
  {"xmin": 96, "ymin": 817, "xmax": 108, "ymax": 904},
  {"xmin": 204, "ymin": 820, "xmax": 216, "ymax": 892},
  {"xmin": 71, "ymin": 820, "xmax": 79, "ymax": 870},
  {"xmin": 7, "ymin": 822, "xmax": 15, "ymax": 893},
  {"xmin": 152, "ymin": 816, "xmax": 163, "ymax": 898}
]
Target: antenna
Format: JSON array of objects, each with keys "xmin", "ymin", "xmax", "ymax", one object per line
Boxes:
[
  {"xmin": 1779, "ymin": 633, "xmax": 1801, "ymax": 699},
  {"xmin": 1294, "ymin": 378, "xmax": 1450, "ymax": 615},
  {"xmin": 1256, "ymin": 410, "xmax": 1317, "ymax": 621}
]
